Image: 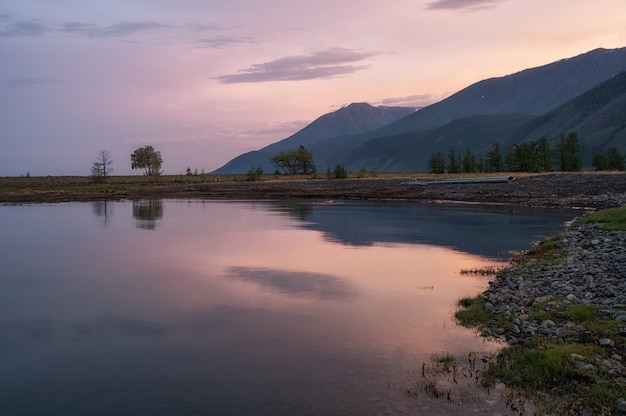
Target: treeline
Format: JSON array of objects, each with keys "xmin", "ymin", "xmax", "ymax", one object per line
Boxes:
[{"xmin": 427, "ymin": 131, "xmax": 625, "ymax": 174}]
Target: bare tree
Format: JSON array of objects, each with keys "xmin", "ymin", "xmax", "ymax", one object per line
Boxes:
[{"xmin": 91, "ymin": 150, "xmax": 113, "ymax": 181}]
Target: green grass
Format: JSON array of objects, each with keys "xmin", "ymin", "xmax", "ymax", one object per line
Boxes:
[
  {"xmin": 514, "ymin": 235, "xmax": 565, "ymax": 266},
  {"xmin": 583, "ymin": 206, "xmax": 626, "ymax": 230},
  {"xmin": 454, "ymin": 296, "xmax": 491, "ymax": 327},
  {"xmin": 486, "ymin": 342, "xmax": 625, "ymax": 414}
]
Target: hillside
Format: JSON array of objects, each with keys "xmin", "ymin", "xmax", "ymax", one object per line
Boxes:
[
  {"xmin": 214, "ymin": 103, "xmax": 415, "ymax": 174},
  {"xmin": 213, "ymin": 47, "xmax": 626, "ymax": 174},
  {"xmin": 334, "ymin": 114, "xmax": 535, "ymax": 172},
  {"xmin": 512, "ymin": 70, "xmax": 626, "ymax": 161}
]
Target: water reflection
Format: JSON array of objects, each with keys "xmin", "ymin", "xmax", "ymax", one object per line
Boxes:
[
  {"xmin": 92, "ymin": 201, "xmax": 113, "ymax": 226},
  {"xmin": 273, "ymin": 201, "xmax": 577, "ymax": 259},
  {"xmin": 226, "ymin": 266, "xmax": 357, "ymax": 300},
  {"xmin": 132, "ymin": 199, "xmax": 163, "ymax": 230},
  {"xmin": 0, "ymin": 200, "xmax": 580, "ymax": 416},
  {"xmin": 271, "ymin": 202, "xmax": 314, "ymax": 220}
]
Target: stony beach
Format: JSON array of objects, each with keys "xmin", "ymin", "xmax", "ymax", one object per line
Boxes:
[{"xmin": 483, "ymin": 220, "xmax": 626, "ymax": 347}]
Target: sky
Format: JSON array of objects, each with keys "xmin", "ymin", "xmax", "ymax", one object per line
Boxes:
[{"xmin": 1, "ymin": 0, "xmax": 625, "ymax": 176}]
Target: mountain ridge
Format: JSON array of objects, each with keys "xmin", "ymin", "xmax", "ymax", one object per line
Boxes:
[{"xmin": 213, "ymin": 47, "xmax": 626, "ymax": 174}]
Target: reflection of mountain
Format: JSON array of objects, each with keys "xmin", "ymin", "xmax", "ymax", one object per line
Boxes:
[
  {"xmin": 226, "ymin": 266, "xmax": 357, "ymax": 300},
  {"xmin": 275, "ymin": 202, "xmax": 577, "ymax": 259},
  {"xmin": 133, "ymin": 199, "xmax": 163, "ymax": 230}
]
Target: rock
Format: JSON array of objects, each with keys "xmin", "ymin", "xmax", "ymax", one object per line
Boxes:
[{"xmin": 600, "ymin": 338, "xmax": 616, "ymax": 347}]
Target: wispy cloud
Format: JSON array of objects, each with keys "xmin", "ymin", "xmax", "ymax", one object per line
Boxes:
[
  {"xmin": 216, "ymin": 48, "xmax": 379, "ymax": 84},
  {"xmin": 425, "ymin": 0, "xmax": 506, "ymax": 11},
  {"xmin": 1, "ymin": 77, "xmax": 64, "ymax": 87},
  {"xmin": 0, "ymin": 17, "xmax": 48, "ymax": 37},
  {"xmin": 376, "ymin": 94, "xmax": 439, "ymax": 108},
  {"xmin": 193, "ymin": 36, "xmax": 257, "ymax": 49},
  {"xmin": 60, "ymin": 20, "xmax": 169, "ymax": 38}
]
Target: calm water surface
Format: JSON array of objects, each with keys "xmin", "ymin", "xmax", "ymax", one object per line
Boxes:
[{"xmin": 0, "ymin": 200, "xmax": 578, "ymax": 415}]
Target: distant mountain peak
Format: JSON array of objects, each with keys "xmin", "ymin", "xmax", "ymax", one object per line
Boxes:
[{"xmin": 213, "ymin": 46, "xmax": 626, "ymax": 174}]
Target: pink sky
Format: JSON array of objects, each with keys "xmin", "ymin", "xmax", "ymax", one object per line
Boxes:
[{"xmin": 1, "ymin": 0, "xmax": 625, "ymax": 176}]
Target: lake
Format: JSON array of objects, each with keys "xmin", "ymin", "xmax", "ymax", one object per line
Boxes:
[{"xmin": 0, "ymin": 200, "xmax": 578, "ymax": 415}]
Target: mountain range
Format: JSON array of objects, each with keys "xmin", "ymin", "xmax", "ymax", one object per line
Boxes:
[{"xmin": 214, "ymin": 47, "xmax": 626, "ymax": 173}]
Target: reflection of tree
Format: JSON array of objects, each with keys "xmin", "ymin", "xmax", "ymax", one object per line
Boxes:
[
  {"xmin": 133, "ymin": 199, "xmax": 163, "ymax": 230},
  {"xmin": 271, "ymin": 203, "xmax": 313, "ymax": 221},
  {"xmin": 92, "ymin": 201, "xmax": 113, "ymax": 227}
]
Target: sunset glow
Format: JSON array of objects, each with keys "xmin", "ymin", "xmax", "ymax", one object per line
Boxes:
[{"xmin": 1, "ymin": 0, "xmax": 625, "ymax": 175}]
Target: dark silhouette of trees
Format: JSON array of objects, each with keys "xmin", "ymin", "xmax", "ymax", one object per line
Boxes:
[
  {"xmin": 554, "ymin": 132, "xmax": 583, "ymax": 172},
  {"xmin": 425, "ymin": 131, "xmax": 590, "ymax": 174},
  {"xmin": 485, "ymin": 141, "xmax": 503, "ymax": 172},
  {"xmin": 131, "ymin": 145, "xmax": 163, "ymax": 176},
  {"xmin": 91, "ymin": 150, "xmax": 113, "ymax": 181},
  {"xmin": 447, "ymin": 148, "xmax": 461, "ymax": 173},
  {"xmin": 270, "ymin": 145, "xmax": 315, "ymax": 175},
  {"xmin": 427, "ymin": 151, "xmax": 445, "ymax": 174},
  {"xmin": 593, "ymin": 147, "xmax": 624, "ymax": 171},
  {"xmin": 462, "ymin": 148, "xmax": 476, "ymax": 173}
]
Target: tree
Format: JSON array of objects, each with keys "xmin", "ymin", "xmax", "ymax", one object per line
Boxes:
[
  {"xmin": 427, "ymin": 151, "xmax": 445, "ymax": 174},
  {"xmin": 90, "ymin": 150, "xmax": 113, "ymax": 181},
  {"xmin": 447, "ymin": 148, "xmax": 460, "ymax": 173},
  {"xmin": 536, "ymin": 136, "xmax": 553, "ymax": 172},
  {"xmin": 462, "ymin": 148, "xmax": 475, "ymax": 173},
  {"xmin": 504, "ymin": 148, "xmax": 515, "ymax": 172},
  {"xmin": 554, "ymin": 132, "xmax": 582, "ymax": 172},
  {"xmin": 514, "ymin": 141, "xmax": 537, "ymax": 172},
  {"xmin": 607, "ymin": 147, "xmax": 625, "ymax": 171},
  {"xmin": 593, "ymin": 147, "xmax": 625, "ymax": 171},
  {"xmin": 270, "ymin": 145, "xmax": 315, "ymax": 175},
  {"xmin": 486, "ymin": 141, "xmax": 503, "ymax": 172},
  {"xmin": 332, "ymin": 164, "xmax": 348, "ymax": 179},
  {"xmin": 131, "ymin": 145, "xmax": 163, "ymax": 176},
  {"xmin": 592, "ymin": 153, "xmax": 609, "ymax": 170}
]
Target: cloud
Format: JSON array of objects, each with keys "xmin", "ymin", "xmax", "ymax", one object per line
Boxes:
[
  {"xmin": 60, "ymin": 20, "xmax": 169, "ymax": 38},
  {"xmin": 216, "ymin": 48, "xmax": 379, "ymax": 83},
  {"xmin": 192, "ymin": 36, "xmax": 257, "ymax": 49},
  {"xmin": 425, "ymin": 0, "xmax": 506, "ymax": 11},
  {"xmin": 1, "ymin": 77, "xmax": 64, "ymax": 87},
  {"xmin": 0, "ymin": 17, "xmax": 48, "ymax": 37},
  {"xmin": 375, "ymin": 93, "xmax": 440, "ymax": 108}
]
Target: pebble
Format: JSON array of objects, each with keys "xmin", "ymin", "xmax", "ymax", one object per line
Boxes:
[{"xmin": 480, "ymin": 220, "xmax": 626, "ymax": 347}]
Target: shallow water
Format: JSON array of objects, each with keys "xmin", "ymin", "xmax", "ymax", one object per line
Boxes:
[{"xmin": 0, "ymin": 200, "xmax": 577, "ymax": 415}]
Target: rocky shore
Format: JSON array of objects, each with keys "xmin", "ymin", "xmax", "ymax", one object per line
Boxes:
[
  {"xmin": 475, "ymin": 215, "xmax": 626, "ymax": 411},
  {"xmin": 484, "ymin": 220, "xmax": 626, "ymax": 348}
]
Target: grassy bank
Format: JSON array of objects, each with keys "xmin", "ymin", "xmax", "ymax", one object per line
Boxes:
[
  {"xmin": 0, "ymin": 172, "xmax": 436, "ymax": 203},
  {"xmin": 455, "ymin": 206, "xmax": 626, "ymax": 415}
]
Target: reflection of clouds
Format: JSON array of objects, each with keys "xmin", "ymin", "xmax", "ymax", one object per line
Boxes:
[{"xmin": 226, "ymin": 267, "xmax": 357, "ymax": 300}]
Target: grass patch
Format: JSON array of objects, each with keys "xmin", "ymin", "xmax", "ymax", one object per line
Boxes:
[
  {"xmin": 509, "ymin": 234, "xmax": 565, "ymax": 267},
  {"xmin": 583, "ymin": 206, "xmax": 626, "ymax": 230},
  {"xmin": 486, "ymin": 342, "xmax": 625, "ymax": 414},
  {"xmin": 459, "ymin": 266, "xmax": 502, "ymax": 276},
  {"xmin": 454, "ymin": 295, "xmax": 513, "ymax": 333},
  {"xmin": 454, "ymin": 296, "xmax": 490, "ymax": 327}
]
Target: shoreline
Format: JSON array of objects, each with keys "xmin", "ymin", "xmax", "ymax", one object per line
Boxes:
[
  {"xmin": 455, "ymin": 210, "xmax": 626, "ymax": 414},
  {"xmin": 2, "ymin": 172, "xmax": 626, "ymax": 209}
]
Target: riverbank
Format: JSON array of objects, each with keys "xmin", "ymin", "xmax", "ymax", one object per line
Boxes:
[
  {"xmin": 456, "ymin": 208, "xmax": 626, "ymax": 414},
  {"xmin": 2, "ymin": 172, "xmax": 626, "ymax": 208}
]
